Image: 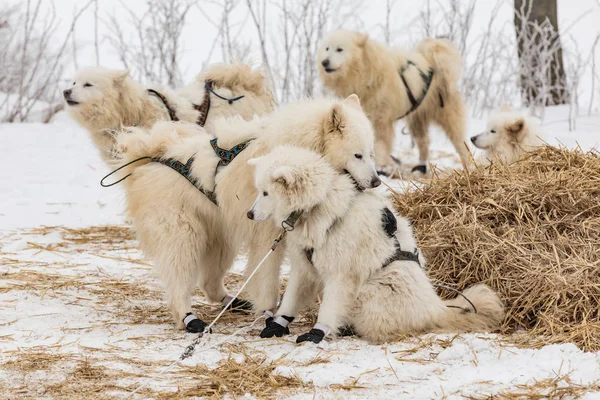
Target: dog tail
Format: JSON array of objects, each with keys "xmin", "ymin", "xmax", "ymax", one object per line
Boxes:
[
  {"xmin": 112, "ymin": 121, "xmax": 200, "ymax": 173},
  {"xmin": 416, "ymin": 38, "xmax": 463, "ymax": 93},
  {"xmin": 438, "ymin": 284, "xmax": 505, "ymax": 332}
]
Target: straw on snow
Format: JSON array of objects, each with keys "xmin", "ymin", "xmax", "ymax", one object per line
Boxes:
[{"xmin": 393, "ymin": 146, "xmax": 600, "ymax": 351}]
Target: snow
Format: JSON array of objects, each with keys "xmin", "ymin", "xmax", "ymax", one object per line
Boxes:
[{"xmin": 1, "ymin": 110, "xmax": 600, "ymax": 399}]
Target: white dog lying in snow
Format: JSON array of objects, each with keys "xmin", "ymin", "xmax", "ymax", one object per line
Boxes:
[
  {"xmin": 247, "ymin": 145, "xmax": 504, "ymax": 344},
  {"xmin": 470, "ymin": 105, "xmax": 543, "ymax": 165}
]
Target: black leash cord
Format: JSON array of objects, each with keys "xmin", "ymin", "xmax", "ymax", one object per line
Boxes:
[
  {"xmin": 434, "ymin": 284, "xmax": 478, "ymax": 314},
  {"xmin": 100, "ymin": 156, "xmax": 151, "ymax": 187},
  {"xmin": 205, "ymin": 82, "xmax": 245, "ymax": 104}
]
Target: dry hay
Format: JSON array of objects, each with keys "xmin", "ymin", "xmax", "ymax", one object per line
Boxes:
[
  {"xmin": 393, "ymin": 146, "xmax": 600, "ymax": 351},
  {"xmin": 164, "ymin": 344, "xmax": 307, "ymax": 399}
]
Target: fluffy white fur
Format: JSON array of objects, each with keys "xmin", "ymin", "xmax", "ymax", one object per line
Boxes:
[
  {"xmin": 114, "ymin": 95, "xmax": 381, "ymax": 329},
  {"xmin": 318, "ymin": 30, "xmax": 470, "ymax": 173},
  {"xmin": 249, "ymin": 146, "xmax": 505, "ymax": 343},
  {"xmin": 64, "ymin": 63, "xmax": 274, "ymax": 164},
  {"xmin": 471, "ymin": 105, "xmax": 543, "ymax": 164}
]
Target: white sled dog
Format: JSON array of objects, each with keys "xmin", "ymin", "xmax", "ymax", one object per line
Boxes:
[
  {"xmin": 471, "ymin": 105, "xmax": 543, "ymax": 164},
  {"xmin": 64, "ymin": 63, "xmax": 274, "ymax": 164},
  {"xmin": 248, "ymin": 146, "xmax": 504, "ymax": 343},
  {"xmin": 318, "ymin": 30, "xmax": 469, "ymax": 175},
  {"xmin": 114, "ymin": 95, "xmax": 381, "ymax": 332}
]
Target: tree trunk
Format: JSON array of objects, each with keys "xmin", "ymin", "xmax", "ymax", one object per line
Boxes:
[{"xmin": 514, "ymin": 0, "xmax": 570, "ymax": 106}]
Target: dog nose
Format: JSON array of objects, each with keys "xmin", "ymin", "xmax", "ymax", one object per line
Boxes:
[
  {"xmin": 370, "ymin": 175, "xmax": 381, "ymax": 188},
  {"xmin": 470, "ymin": 136, "xmax": 477, "ymax": 144},
  {"xmin": 63, "ymin": 89, "xmax": 71, "ymax": 98},
  {"xmin": 321, "ymin": 59, "xmax": 330, "ymax": 68},
  {"xmin": 247, "ymin": 210, "xmax": 254, "ymax": 220}
]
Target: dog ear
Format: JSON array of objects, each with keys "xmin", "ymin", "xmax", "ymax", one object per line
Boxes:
[
  {"xmin": 247, "ymin": 156, "xmax": 263, "ymax": 166},
  {"xmin": 343, "ymin": 94, "xmax": 361, "ymax": 110},
  {"xmin": 324, "ymin": 104, "xmax": 345, "ymax": 136},
  {"xmin": 112, "ymin": 70, "xmax": 130, "ymax": 86},
  {"xmin": 271, "ymin": 166, "xmax": 296, "ymax": 188},
  {"xmin": 507, "ymin": 118, "xmax": 524, "ymax": 135},
  {"xmin": 500, "ymin": 104, "xmax": 512, "ymax": 112},
  {"xmin": 355, "ymin": 33, "xmax": 369, "ymax": 47}
]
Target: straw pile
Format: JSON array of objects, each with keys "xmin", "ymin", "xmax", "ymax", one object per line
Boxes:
[{"xmin": 393, "ymin": 146, "xmax": 600, "ymax": 351}]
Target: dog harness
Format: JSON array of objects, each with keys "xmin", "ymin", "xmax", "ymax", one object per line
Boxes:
[
  {"xmin": 397, "ymin": 60, "xmax": 435, "ymax": 119},
  {"xmin": 147, "ymin": 80, "xmax": 245, "ymax": 127},
  {"xmin": 150, "ymin": 137, "xmax": 255, "ymax": 206}
]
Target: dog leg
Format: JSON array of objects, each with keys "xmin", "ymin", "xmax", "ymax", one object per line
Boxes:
[
  {"xmin": 262, "ymin": 256, "xmax": 318, "ymax": 338},
  {"xmin": 199, "ymin": 238, "xmax": 250, "ymax": 311},
  {"xmin": 436, "ymin": 97, "xmax": 471, "ymax": 169},
  {"xmin": 244, "ymin": 234, "xmax": 285, "ymax": 314},
  {"xmin": 297, "ymin": 279, "xmax": 356, "ymax": 344},
  {"xmin": 407, "ymin": 117, "xmax": 430, "ymax": 175},
  {"xmin": 374, "ymin": 121, "xmax": 396, "ymax": 172}
]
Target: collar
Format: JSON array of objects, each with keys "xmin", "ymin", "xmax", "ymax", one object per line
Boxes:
[{"xmin": 147, "ymin": 89, "xmax": 179, "ymax": 121}]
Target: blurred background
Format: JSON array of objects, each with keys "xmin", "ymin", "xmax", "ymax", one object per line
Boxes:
[{"xmin": 1, "ymin": 0, "xmax": 599, "ymax": 127}]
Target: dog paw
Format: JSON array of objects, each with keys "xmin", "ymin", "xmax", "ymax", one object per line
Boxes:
[
  {"xmin": 224, "ymin": 297, "xmax": 254, "ymax": 313},
  {"xmin": 337, "ymin": 325, "xmax": 356, "ymax": 337},
  {"xmin": 296, "ymin": 328, "xmax": 325, "ymax": 344},
  {"xmin": 183, "ymin": 313, "xmax": 210, "ymax": 333},
  {"xmin": 260, "ymin": 319, "xmax": 291, "ymax": 338}
]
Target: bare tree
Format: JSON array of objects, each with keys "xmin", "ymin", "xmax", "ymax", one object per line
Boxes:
[
  {"xmin": 106, "ymin": 0, "xmax": 193, "ymax": 86},
  {"xmin": 514, "ymin": 0, "xmax": 570, "ymax": 105},
  {"xmin": 0, "ymin": 0, "xmax": 92, "ymax": 123}
]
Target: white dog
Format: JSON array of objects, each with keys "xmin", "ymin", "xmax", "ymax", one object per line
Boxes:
[
  {"xmin": 64, "ymin": 64, "xmax": 274, "ymax": 164},
  {"xmin": 318, "ymin": 30, "xmax": 469, "ymax": 175},
  {"xmin": 248, "ymin": 146, "xmax": 504, "ymax": 343},
  {"xmin": 470, "ymin": 105, "xmax": 543, "ymax": 164},
  {"xmin": 114, "ymin": 95, "xmax": 381, "ymax": 332}
]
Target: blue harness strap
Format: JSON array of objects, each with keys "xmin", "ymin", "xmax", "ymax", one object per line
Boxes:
[
  {"xmin": 210, "ymin": 138, "xmax": 255, "ymax": 168},
  {"xmin": 150, "ymin": 155, "xmax": 218, "ymax": 206}
]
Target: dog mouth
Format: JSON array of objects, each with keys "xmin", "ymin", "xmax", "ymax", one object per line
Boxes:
[
  {"xmin": 324, "ymin": 68, "xmax": 337, "ymax": 73},
  {"xmin": 66, "ymin": 100, "xmax": 79, "ymax": 106}
]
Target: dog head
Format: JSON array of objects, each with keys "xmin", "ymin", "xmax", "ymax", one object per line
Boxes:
[
  {"xmin": 318, "ymin": 94, "xmax": 380, "ymax": 190},
  {"xmin": 317, "ymin": 30, "xmax": 368, "ymax": 76},
  {"xmin": 247, "ymin": 146, "xmax": 334, "ymax": 224},
  {"xmin": 470, "ymin": 105, "xmax": 526, "ymax": 150},
  {"xmin": 63, "ymin": 67, "xmax": 130, "ymax": 117}
]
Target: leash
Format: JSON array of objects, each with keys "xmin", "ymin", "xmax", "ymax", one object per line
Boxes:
[
  {"xmin": 100, "ymin": 156, "xmax": 151, "ymax": 187},
  {"xmin": 434, "ymin": 284, "xmax": 478, "ymax": 314},
  {"xmin": 126, "ymin": 314, "xmax": 264, "ymax": 398},
  {"xmin": 126, "ymin": 213, "xmax": 300, "ymax": 397}
]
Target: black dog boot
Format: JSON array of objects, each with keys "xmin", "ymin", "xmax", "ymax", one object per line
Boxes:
[
  {"xmin": 222, "ymin": 295, "xmax": 253, "ymax": 313},
  {"xmin": 297, "ymin": 323, "xmax": 330, "ymax": 344},
  {"xmin": 260, "ymin": 315, "xmax": 294, "ymax": 338},
  {"xmin": 183, "ymin": 313, "xmax": 210, "ymax": 333},
  {"xmin": 411, "ymin": 164, "xmax": 427, "ymax": 175}
]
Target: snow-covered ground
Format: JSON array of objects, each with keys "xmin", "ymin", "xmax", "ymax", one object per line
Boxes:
[{"xmin": 1, "ymin": 110, "xmax": 600, "ymax": 399}]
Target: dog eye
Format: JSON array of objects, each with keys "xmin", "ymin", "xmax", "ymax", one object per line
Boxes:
[
  {"xmin": 354, "ymin": 153, "xmax": 363, "ymax": 160},
  {"xmin": 263, "ymin": 191, "xmax": 268, "ymax": 197},
  {"xmin": 336, "ymin": 48, "xmax": 343, "ymax": 52},
  {"xmin": 491, "ymin": 129, "xmax": 496, "ymax": 133},
  {"xmin": 72, "ymin": 82, "xmax": 76, "ymax": 85},
  {"xmin": 84, "ymin": 83, "xmax": 93, "ymax": 88},
  {"xmin": 326, "ymin": 47, "xmax": 329, "ymax": 51}
]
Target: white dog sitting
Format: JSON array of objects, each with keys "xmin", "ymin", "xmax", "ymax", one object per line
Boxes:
[
  {"xmin": 247, "ymin": 145, "xmax": 504, "ymax": 343},
  {"xmin": 470, "ymin": 105, "xmax": 543, "ymax": 164}
]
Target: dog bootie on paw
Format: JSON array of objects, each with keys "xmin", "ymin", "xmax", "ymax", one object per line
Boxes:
[
  {"xmin": 183, "ymin": 313, "xmax": 210, "ymax": 333},
  {"xmin": 411, "ymin": 164, "xmax": 427, "ymax": 175},
  {"xmin": 222, "ymin": 295, "xmax": 253, "ymax": 313},
  {"xmin": 297, "ymin": 328, "xmax": 326, "ymax": 344},
  {"xmin": 260, "ymin": 315, "xmax": 294, "ymax": 338}
]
